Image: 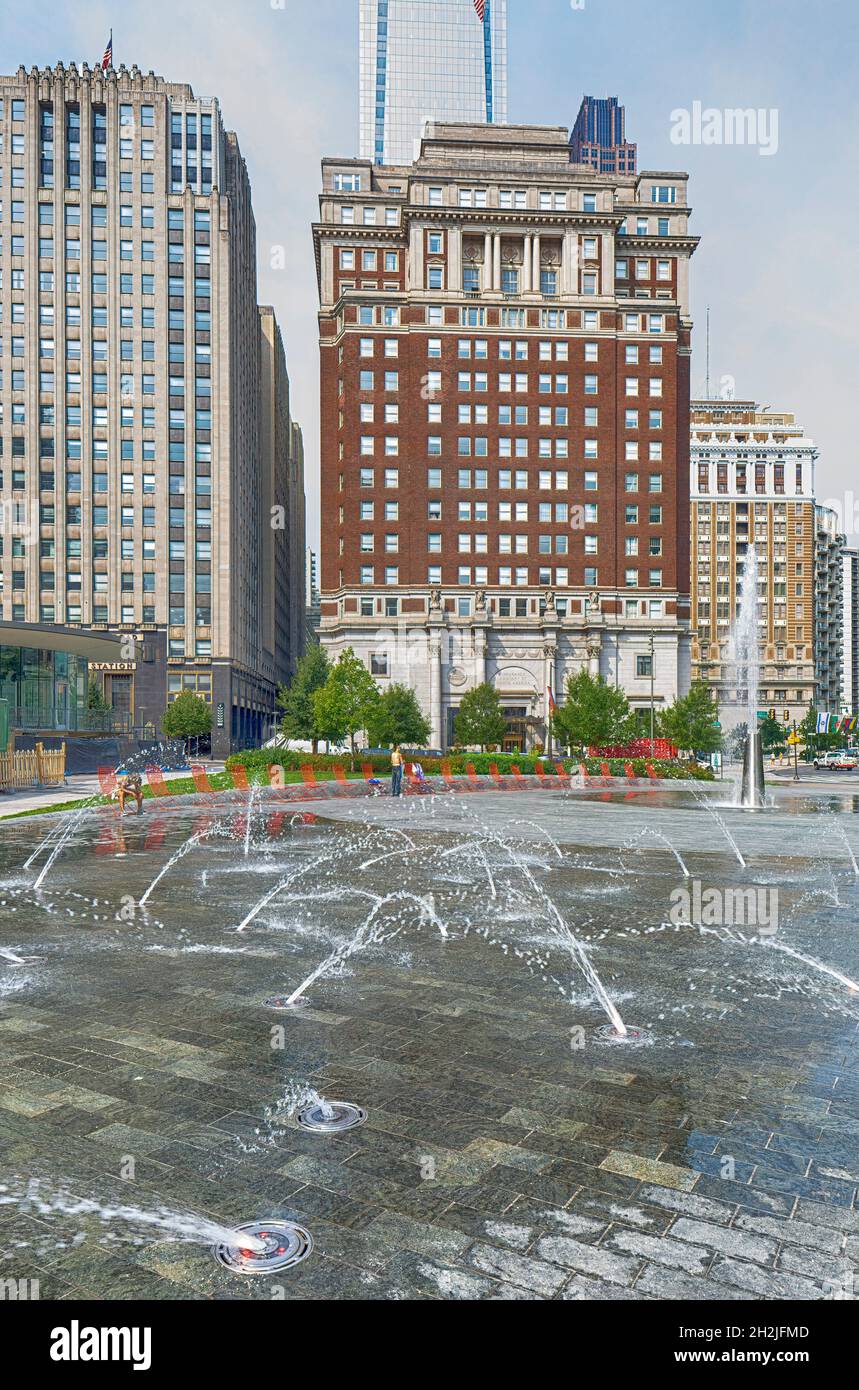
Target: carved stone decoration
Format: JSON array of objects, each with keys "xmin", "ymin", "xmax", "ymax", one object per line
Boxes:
[
  {"xmin": 463, "ymin": 240, "xmax": 484, "ymax": 265},
  {"xmin": 449, "ymin": 667, "xmax": 468, "ymax": 688},
  {"xmin": 429, "ymin": 587, "xmax": 442, "ymax": 612},
  {"xmin": 543, "ymin": 588, "xmax": 556, "ymax": 613},
  {"xmin": 501, "ymin": 240, "xmax": 523, "ymax": 266},
  {"xmin": 587, "ymin": 590, "xmax": 601, "ymax": 614},
  {"xmin": 492, "ymin": 666, "xmax": 539, "ymax": 692},
  {"xmin": 475, "ymin": 589, "xmax": 488, "ymax": 614},
  {"xmin": 541, "ymin": 245, "xmax": 561, "ymax": 268}
]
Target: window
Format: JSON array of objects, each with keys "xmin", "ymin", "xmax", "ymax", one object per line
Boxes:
[
  {"xmin": 370, "ymin": 653, "xmax": 389, "ymax": 677},
  {"xmin": 636, "ymin": 655, "xmax": 653, "ymax": 677},
  {"xmin": 651, "ymin": 185, "xmax": 677, "ymax": 204}
]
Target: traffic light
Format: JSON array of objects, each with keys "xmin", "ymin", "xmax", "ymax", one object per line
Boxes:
[
  {"xmin": 769, "ymin": 708, "xmax": 777, "ymax": 720},
  {"xmin": 784, "ymin": 710, "xmax": 791, "ymax": 722}
]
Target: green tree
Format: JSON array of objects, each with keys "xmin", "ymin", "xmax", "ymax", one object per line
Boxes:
[
  {"xmin": 87, "ymin": 675, "xmax": 111, "ymax": 712},
  {"xmin": 366, "ymin": 683, "xmax": 431, "ymax": 749},
  {"xmin": 658, "ymin": 681, "xmax": 722, "ymax": 754},
  {"xmin": 277, "ymin": 643, "xmax": 330, "ymax": 752},
  {"xmin": 312, "ymin": 648, "xmax": 381, "ymax": 766},
  {"xmin": 162, "ymin": 691, "xmax": 212, "ymax": 749},
  {"xmin": 552, "ymin": 669, "xmax": 635, "ymax": 753},
  {"xmin": 759, "ymin": 713, "xmax": 788, "ymax": 752},
  {"xmin": 453, "ymin": 682, "xmax": 507, "ymax": 752}
]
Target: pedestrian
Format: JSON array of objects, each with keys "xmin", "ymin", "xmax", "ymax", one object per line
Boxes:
[
  {"xmin": 116, "ymin": 772, "xmax": 144, "ymax": 816},
  {"xmin": 391, "ymin": 745, "xmax": 404, "ymax": 798}
]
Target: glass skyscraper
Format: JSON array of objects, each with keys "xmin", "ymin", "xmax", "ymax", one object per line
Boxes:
[{"xmin": 360, "ymin": 0, "xmax": 507, "ymax": 166}]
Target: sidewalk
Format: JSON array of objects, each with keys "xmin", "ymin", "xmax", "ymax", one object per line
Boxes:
[{"xmin": 0, "ymin": 764, "xmax": 224, "ymax": 819}]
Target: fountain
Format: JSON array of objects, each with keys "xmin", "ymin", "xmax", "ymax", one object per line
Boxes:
[
  {"xmin": 729, "ymin": 546, "xmax": 767, "ymax": 808},
  {"xmin": 6, "ymin": 749, "xmax": 859, "ymax": 1303},
  {"xmin": 740, "ymin": 726, "xmax": 766, "ymax": 811},
  {"xmin": 213, "ymin": 1221, "xmax": 313, "ymax": 1275},
  {"xmin": 296, "ymin": 1100, "xmax": 367, "ymax": 1133}
]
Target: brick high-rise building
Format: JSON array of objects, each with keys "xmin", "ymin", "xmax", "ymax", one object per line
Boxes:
[
  {"xmin": 314, "ymin": 122, "xmax": 698, "ymax": 750},
  {"xmin": 0, "ymin": 63, "xmax": 303, "ymax": 756},
  {"xmin": 570, "ymin": 96, "xmax": 637, "ymax": 176},
  {"xmin": 690, "ymin": 399, "xmax": 818, "ymax": 729}
]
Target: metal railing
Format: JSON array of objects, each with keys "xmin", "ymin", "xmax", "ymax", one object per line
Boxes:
[{"xmin": 8, "ymin": 706, "xmax": 133, "ymax": 735}]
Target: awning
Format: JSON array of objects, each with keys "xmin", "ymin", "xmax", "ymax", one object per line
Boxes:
[{"xmin": 0, "ymin": 622, "xmax": 131, "ymax": 663}]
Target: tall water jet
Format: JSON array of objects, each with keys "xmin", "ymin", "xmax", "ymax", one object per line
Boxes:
[
  {"xmin": 741, "ymin": 727, "xmax": 766, "ymax": 810},
  {"xmin": 728, "ymin": 545, "xmax": 766, "ymax": 808}
]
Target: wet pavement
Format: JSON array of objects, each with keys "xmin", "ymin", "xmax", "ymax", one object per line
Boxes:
[{"xmin": 0, "ymin": 784, "xmax": 857, "ymax": 1300}]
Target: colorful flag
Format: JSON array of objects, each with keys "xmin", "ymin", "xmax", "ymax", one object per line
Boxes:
[
  {"xmin": 100, "ymin": 31, "xmax": 113, "ymax": 71},
  {"xmin": 548, "ymin": 687, "xmax": 556, "ymax": 715},
  {"xmin": 473, "ymin": 0, "xmax": 487, "ymax": 20},
  {"xmin": 816, "ymin": 712, "xmax": 831, "ymax": 734}
]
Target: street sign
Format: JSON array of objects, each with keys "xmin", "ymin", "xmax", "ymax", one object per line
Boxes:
[{"xmin": 787, "ymin": 732, "xmax": 802, "ymax": 745}]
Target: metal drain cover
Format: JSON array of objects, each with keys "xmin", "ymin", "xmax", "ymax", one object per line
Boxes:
[
  {"xmin": 297, "ymin": 1100, "xmax": 367, "ymax": 1134},
  {"xmin": 214, "ymin": 1220, "xmax": 313, "ymax": 1275},
  {"xmin": 592, "ymin": 1023, "xmax": 653, "ymax": 1046},
  {"xmin": 264, "ymin": 995, "xmax": 307, "ymax": 1011}
]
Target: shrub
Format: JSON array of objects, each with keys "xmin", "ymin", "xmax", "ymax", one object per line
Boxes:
[{"xmin": 222, "ymin": 749, "xmax": 713, "ymax": 782}]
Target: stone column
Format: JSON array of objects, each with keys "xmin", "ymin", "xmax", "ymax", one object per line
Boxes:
[
  {"xmin": 543, "ymin": 642, "xmax": 558, "ymax": 755},
  {"xmin": 428, "ymin": 634, "xmax": 443, "ymax": 749},
  {"xmin": 532, "ymin": 234, "xmax": 541, "ymax": 291},
  {"xmin": 483, "ymin": 232, "xmax": 492, "ymax": 291},
  {"xmin": 409, "ymin": 222, "xmax": 424, "ymax": 292},
  {"xmin": 563, "ymin": 229, "xmax": 577, "ymax": 295},
  {"xmin": 523, "ymin": 234, "xmax": 532, "ymax": 293},
  {"xmin": 447, "ymin": 226, "xmax": 462, "ymax": 294},
  {"xmin": 493, "ymin": 233, "xmax": 502, "ymax": 291},
  {"xmin": 474, "ymin": 626, "xmax": 487, "ymax": 685},
  {"xmin": 587, "ymin": 638, "xmax": 602, "ymax": 679}
]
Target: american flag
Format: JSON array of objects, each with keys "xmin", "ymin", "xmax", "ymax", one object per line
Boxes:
[
  {"xmin": 473, "ymin": 0, "xmax": 487, "ymax": 20},
  {"xmin": 100, "ymin": 31, "xmax": 113, "ymax": 71}
]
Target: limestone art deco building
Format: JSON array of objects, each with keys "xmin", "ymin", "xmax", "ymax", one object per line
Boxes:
[
  {"xmin": 690, "ymin": 399, "xmax": 819, "ymax": 728},
  {"xmin": 0, "ymin": 64, "xmax": 303, "ymax": 755},
  {"xmin": 314, "ymin": 122, "xmax": 698, "ymax": 750}
]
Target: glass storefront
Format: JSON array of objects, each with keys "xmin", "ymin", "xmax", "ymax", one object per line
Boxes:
[{"xmin": 0, "ymin": 644, "xmax": 89, "ymax": 732}]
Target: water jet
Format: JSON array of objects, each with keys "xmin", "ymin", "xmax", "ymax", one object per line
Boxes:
[{"xmin": 213, "ymin": 1221, "xmax": 313, "ymax": 1275}]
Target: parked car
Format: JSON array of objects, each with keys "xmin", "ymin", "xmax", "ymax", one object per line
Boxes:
[{"xmin": 813, "ymin": 750, "xmax": 859, "ymax": 770}]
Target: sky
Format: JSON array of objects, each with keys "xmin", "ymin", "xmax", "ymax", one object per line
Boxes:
[{"xmin": 2, "ymin": 0, "xmax": 857, "ymax": 547}]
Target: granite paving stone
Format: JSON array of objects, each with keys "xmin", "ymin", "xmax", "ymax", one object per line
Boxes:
[{"xmin": 1, "ymin": 785, "xmax": 857, "ymax": 1300}]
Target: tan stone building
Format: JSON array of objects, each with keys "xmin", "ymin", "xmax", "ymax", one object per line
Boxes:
[
  {"xmin": 313, "ymin": 122, "xmax": 699, "ymax": 749},
  {"xmin": 690, "ymin": 399, "xmax": 818, "ymax": 729},
  {"xmin": 0, "ymin": 63, "xmax": 303, "ymax": 756}
]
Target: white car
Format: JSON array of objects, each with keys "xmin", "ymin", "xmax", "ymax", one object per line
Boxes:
[{"xmin": 813, "ymin": 751, "xmax": 858, "ymax": 770}]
